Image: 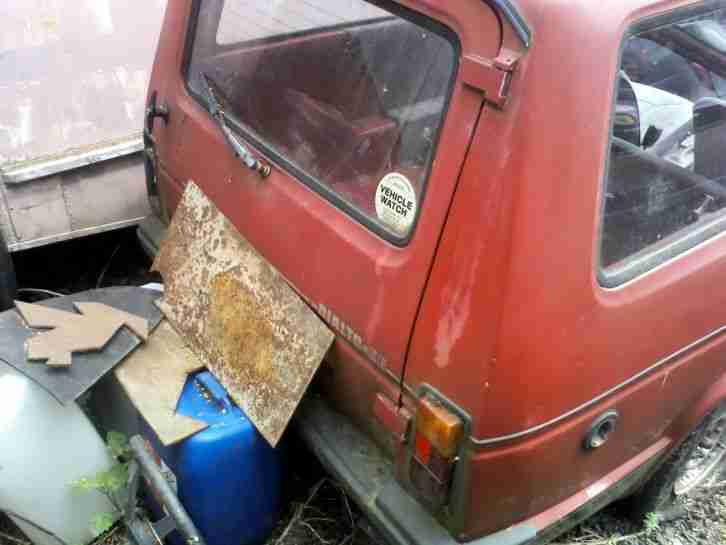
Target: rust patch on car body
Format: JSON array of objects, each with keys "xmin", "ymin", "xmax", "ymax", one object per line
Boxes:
[{"xmin": 152, "ymin": 181, "xmax": 334, "ymax": 447}]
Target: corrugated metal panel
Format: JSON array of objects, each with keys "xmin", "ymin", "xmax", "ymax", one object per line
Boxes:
[
  {"xmin": 0, "ymin": 0, "xmax": 165, "ymax": 163},
  {"xmin": 0, "ymin": 0, "xmax": 166, "ymax": 249}
]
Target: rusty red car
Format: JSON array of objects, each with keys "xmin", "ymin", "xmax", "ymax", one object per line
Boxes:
[{"xmin": 139, "ymin": 0, "xmax": 726, "ymax": 543}]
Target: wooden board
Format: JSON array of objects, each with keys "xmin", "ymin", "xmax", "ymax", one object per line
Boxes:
[
  {"xmin": 115, "ymin": 320, "xmax": 207, "ymax": 445},
  {"xmin": 152, "ymin": 181, "xmax": 335, "ymax": 447},
  {"xmin": 16, "ymin": 301, "xmax": 149, "ymax": 367}
]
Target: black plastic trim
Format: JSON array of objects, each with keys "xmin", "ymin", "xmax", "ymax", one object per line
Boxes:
[
  {"xmin": 488, "ymin": 0, "xmax": 532, "ymax": 48},
  {"xmin": 136, "ymin": 215, "xmax": 167, "ymax": 259}
]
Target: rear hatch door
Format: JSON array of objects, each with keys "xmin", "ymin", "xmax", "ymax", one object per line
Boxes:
[{"xmin": 151, "ymin": 0, "xmax": 501, "ymax": 379}]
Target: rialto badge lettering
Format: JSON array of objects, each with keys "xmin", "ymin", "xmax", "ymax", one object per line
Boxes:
[{"xmin": 375, "ymin": 173, "xmax": 417, "ymax": 234}]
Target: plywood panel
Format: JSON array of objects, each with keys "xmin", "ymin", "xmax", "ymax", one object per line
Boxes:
[{"xmin": 115, "ymin": 320, "xmax": 206, "ymax": 446}]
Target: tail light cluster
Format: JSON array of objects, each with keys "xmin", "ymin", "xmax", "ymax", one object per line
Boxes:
[
  {"xmin": 409, "ymin": 391, "xmax": 465, "ymax": 508},
  {"xmin": 373, "ymin": 388, "xmax": 467, "ymax": 510}
]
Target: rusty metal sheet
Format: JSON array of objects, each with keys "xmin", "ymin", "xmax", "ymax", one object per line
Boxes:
[{"xmin": 152, "ymin": 181, "xmax": 334, "ymax": 447}]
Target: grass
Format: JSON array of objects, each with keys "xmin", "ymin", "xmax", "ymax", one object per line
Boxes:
[{"xmin": 265, "ymin": 479, "xmax": 380, "ymax": 545}]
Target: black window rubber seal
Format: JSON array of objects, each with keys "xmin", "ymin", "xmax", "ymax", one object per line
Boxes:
[{"xmin": 489, "ymin": 0, "xmax": 532, "ymax": 49}]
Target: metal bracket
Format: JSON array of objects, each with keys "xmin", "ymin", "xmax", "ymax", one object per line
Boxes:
[
  {"xmin": 461, "ymin": 49, "xmax": 521, "ymax": 108},
  {"xmin": 145, "ymin": 91, "xmax": 169, "ymax": 135}
]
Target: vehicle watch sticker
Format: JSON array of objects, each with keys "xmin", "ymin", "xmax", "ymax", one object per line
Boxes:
[{"xmin": 375, "ymin": 173, "xmax": 417, "ymax": 234}]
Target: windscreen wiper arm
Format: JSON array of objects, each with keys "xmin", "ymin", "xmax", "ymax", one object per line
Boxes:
[{"xmin": 200, "ymin": 73, "xmax": 271, "ymax": 178}]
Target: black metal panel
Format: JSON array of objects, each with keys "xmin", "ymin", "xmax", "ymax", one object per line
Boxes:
[{"xmin": 0, "ymin": 287, "xmax": 162, "ymax": 404}]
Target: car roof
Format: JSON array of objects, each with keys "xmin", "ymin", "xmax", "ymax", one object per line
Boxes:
[{"xmin": 513, "ymin": 0, "xmax": 706, "ymax": 44}]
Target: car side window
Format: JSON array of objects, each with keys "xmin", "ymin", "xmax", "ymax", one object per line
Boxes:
[{"xmin": 600, "ymin": 9, "xmax": 726, "ymax": 286}]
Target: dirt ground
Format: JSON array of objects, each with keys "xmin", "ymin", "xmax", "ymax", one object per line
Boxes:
[
  {"xmin": 554, "ymin": 489, "xmax": 726, "ymax": 545},
  {"xmin": 262, "ymin": 448, "xmax": 726, "ymax": 545},
  {"xmin": 1, "ymin": 482, "xmax": 723, "ymax": 545},
  {"xmin": 265, "ymin": 447, "xmax": 726, "ymax": 545},
  {"xmin": 3, "ymin": 228, "xmax": 725, "ymax": 545}
]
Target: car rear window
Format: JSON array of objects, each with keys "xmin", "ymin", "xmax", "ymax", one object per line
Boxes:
[
  {"xmin": 186, "ymin": 0, "xmax": 457, "ymax": 241},
  {"xmin": 599, "ymin": 8, "xmax": 726, "ymax": 286}
]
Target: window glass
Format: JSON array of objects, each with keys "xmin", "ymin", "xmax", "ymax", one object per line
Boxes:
[
  {"xmin": 601, "ymin": 9, "xmax": 726, "ymax": 284},
  {"xmin": 216, "ymin": 1, "xmax": 389, "ymax": 45},
  {"xmin": 187, "ymin": 0, "xmax": 456, "ymax": 240}
]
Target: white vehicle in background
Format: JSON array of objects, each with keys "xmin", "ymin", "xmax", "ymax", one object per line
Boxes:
[{"xmin": 0, "ymin": 0, "xmax": 167, "ymax": 307}]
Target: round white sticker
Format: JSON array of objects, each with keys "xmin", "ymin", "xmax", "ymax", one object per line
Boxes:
[{"xmin": 375, "ymin": 173, "xmax": 417, "ymax": 234}]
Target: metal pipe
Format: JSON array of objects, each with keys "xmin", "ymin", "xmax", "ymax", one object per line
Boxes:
[{"xmin": 129, "ymin": 436, "xmax": 206, "ymax": 545}]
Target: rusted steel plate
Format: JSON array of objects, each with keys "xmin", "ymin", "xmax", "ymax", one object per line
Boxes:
[{"xmin": 152, "ymin": 181, "xmax": 334, "ymax": 447}]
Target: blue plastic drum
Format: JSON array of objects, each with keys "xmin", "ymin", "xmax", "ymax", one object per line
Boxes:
[{"xmin": 142, "ymin": 370, "xmax": 282, "ymax": 545}]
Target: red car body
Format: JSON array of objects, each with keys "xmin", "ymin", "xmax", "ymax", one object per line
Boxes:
[{"xmin": 140, "ymin": 0, "xmax": 726, "ymax": 543}]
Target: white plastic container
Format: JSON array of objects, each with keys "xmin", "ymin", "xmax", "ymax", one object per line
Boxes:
[{"xmin": 0, "ymin": 364, "xmax": 115, "ymax": 545}]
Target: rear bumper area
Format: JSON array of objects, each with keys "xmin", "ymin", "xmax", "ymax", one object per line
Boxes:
[
  {"xmin": 294, "ymin": 397, "xmax": 537, "ymax": 545},
  {"xmin": 137, "ymin": 213, "xmax": 166, "ymax": 258}
]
